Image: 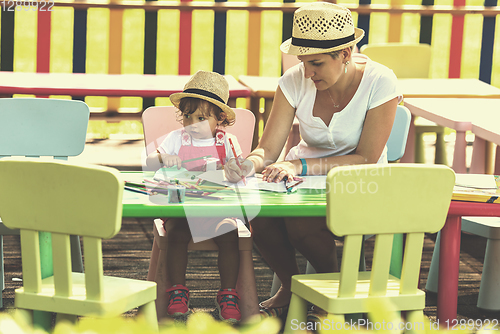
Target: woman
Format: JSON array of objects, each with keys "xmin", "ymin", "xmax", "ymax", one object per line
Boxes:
[{"xmin": 225, "ymin": 1, "xmax": 402, "ymax": 318}]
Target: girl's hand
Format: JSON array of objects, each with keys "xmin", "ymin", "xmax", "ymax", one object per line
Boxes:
[
  {"xmin": 262, "ymin": 161, "xmax": 297, "ymax": 183},
  {"xmin": 160, "ymin": 154, "xmax": 182, "ymax": 169},
  {"xmin": 224, "ymin": 158, "xmax": 254, "ymax": 183}
]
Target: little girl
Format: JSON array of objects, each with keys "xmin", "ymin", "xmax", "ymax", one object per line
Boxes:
[{"xmin": 145, "ymin": 71, "xmax": 243, "ymax": 323}]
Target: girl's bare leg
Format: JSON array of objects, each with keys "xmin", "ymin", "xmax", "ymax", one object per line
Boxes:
[{"xmin": 213, "ymin": 219, "xmax": 240, "ymax": 289}]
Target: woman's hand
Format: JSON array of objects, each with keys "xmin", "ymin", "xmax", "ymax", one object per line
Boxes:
[
  {"xmin": 224, "ymin": 158, "xmax": 254, "ymax": 183},
  {"xmin": 160, "ymin": 154, "xmax": 182, "ymax": 169},
  {"xmin": 262, "ymin": 161, "xmax": 297, "ymax": 183}
]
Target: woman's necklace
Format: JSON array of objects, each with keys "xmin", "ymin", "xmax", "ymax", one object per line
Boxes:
[
  {"xmin": 327, "ymin": 90, "xmax": 341, "ymax": 108},
  {"xmin": 326, "ymin": 65, "xmax": 356, "ymax": 109}
]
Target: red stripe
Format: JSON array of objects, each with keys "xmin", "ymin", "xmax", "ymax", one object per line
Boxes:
[
  {"xmin": 37, "ymin": 11, "xmax": 51, "ymax": 73},
  {"xmin": 178, "ymin": 0, "xmax": 192, "ymax": 75},
  {"xmin": 448, "ymin": 0, "xmax": 465, "ymax": 78}
]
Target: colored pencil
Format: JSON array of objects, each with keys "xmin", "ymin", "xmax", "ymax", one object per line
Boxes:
[
  {"xmin": 185, "ymin": 193, "xmax": 223, "ymax": 200},
  {"xmin": 125, "ymin": 186, "xmax": 149, "ymax": 195},
  {"xmin": 228, "ymin": 138, "xmax": 246, "ymax": 185},
  {"xmin": 181, "ymin": 155, "xmax": 212, "ymax": 163}
]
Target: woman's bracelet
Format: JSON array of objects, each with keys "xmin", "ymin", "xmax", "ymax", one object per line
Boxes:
[{"xmin": 299, "ymin": 158, "xmax": 307, "ymax": 176}]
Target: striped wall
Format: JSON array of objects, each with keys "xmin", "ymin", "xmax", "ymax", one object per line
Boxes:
[{"xmin": 1, "ymin": 0, "xmax": 499, "ymax": 112}]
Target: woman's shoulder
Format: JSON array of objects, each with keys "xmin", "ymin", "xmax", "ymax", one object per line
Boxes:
[{"xmin": 281, "ymin": 62, "xmax": 305, "ymax": 82}]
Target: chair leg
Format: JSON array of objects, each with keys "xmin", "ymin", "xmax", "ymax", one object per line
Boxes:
[
  {"xmin": 405, "ymin": 310, "xmax": 426, "ymax": 334},
  {"xmin": 154, "ymin": 247, "xmax": 170, "ymax": 321},
  {"xmin": 55, "ymin": 313, "xmax": 77, "ymax": 325},
  {"xmin": 425, "ymin": 231, "xmax": 440, "ymax": 293},
  {"xmin": 14, "ymin": 308, "xmax": 33, "ymax": 327},
  {"xmin": 236, "ymin": 249, "xmax": 260, "ymax": 322},
  {"xmin": 414, "ymin": 130, "xmax": 426, "ymax": 163},
  {"xmin": 70, "ymin": 235, "xmax": 84, "ymax": 273},
  {"xmin": 284, "ymin": 293, "xmax": 308, "ymax": 334},
  {"xmin": 434, "ymin": 130, "xmax": 447, "ymax": 165},
  {"xmin": 390, "ymin": 234, "xmax": 404, "ymax": 278},
  {"xmin": 147, "ymin": 237, "xmax": 160, "ymax": 282},
  {"xmin": 477, "ymin": 238, "xmax": 500, "ymax": 310},
  {"xmin": 0, "ymin": 236, "xmax": 4, "ymax": 308},
  {"xmin": 138, "ymin": 300, "xmax": 159, "ymax": 332}
]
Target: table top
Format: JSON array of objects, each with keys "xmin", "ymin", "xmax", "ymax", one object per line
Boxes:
[
  {"xmin": 121, "ymin": 172, "xmax": 500, "ymax": 219},
  {"xmin": 470, "ymin": 113, "xmax": 500, "ymax": 145},
  {"xmin": 238, "ymin": 75, "xmax": 279, "ymax": 99},
  {"xmin": 0, "ymin": 71, "xmax": 251, "ymax": 98},
  {"xmin": 403, "ymin": 98, "xmax": 500, "ymax": 132},
  {"xmin": 398, "ymin": 78, "xmax": 500, "ymax": 99},
  {"xmin": 121, "ymin": 172, "xmax": 326, "ymax": 218},
  {"xmin": 238, "ymin": 76, "xmax": 500, "ymax": 100}
]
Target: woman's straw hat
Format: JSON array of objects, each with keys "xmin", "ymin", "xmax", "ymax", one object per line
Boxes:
[
  {"xmin": 169, "ymin": 70, "xmax": 235, "ymax": 119},
  {"xmin": 280, "ymin": 2, "xmax": 364, "ymax": 56}
]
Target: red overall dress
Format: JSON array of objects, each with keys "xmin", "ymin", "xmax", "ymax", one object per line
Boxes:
[
  {"xmin": 177, "ymin": 129, "xmax": 227, "ymax": 171},
  {"xmin": 172, "ymin": 129, "xmax": 238, "ymax": 240}
]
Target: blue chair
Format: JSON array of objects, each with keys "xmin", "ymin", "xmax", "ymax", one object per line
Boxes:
[
  {"xmin": 270, "ymin": 105, "xmax": 412, "ymax": 295},
  {"xmin": 386, "ymin": 105, "xmax": 411, "ymax": 162},
  {"xmin": 360, "ymin": 43, "xmax": 447, "ymax": 165},
  {"xmin": 0, "ymin": 98, "xmax": 90, "ymax": 308}
]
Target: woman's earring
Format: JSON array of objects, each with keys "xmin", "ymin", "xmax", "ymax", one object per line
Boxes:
[{"xmin": 345, "ymin": 61, "xmax": 350, "ymax": 74}]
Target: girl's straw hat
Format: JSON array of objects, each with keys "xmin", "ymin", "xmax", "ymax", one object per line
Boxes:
[
  {"xmin": 280, "ymin": 2, "xmax": 364, "ymax": 56},
  {"xmin": 169, "ymin": 70, "xmax": 235, "ymax": 119}
]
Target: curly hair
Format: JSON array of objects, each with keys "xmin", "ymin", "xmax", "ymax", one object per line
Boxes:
[{"xmin": 176, "ymin": 97, "xmax": 235, "ymax": 127}]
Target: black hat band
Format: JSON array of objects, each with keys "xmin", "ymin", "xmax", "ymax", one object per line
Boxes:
[
  {"xmin": 183, "ymin": 88, "xmax": 226, "ymax": 105},
  {"xmin": 291, "ymin": 33, "xmax": 355, "ymax": 49}
]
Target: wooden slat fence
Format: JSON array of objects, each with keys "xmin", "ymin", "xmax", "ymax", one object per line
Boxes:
[{"xmin": 1, "ymin": 0, "xmax": 499, "ymax": 115}]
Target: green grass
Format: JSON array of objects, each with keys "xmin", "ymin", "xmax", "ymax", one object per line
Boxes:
[{"xmin": 7, "ymin": 0, "xmax": 497, "ymax": 136}]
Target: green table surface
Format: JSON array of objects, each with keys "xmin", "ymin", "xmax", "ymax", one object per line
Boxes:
[{"xmin": 121, "ymin": 171, "xmax": 327, "ymax": 218}]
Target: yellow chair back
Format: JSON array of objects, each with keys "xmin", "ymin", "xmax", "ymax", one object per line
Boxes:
[
  {"xmin": 327, "ymin": 164, "xmax": 454, "ymax": 300},
  {"xmin": 284, "ymin": 164, "xmax": 455, "ymax": 331},
  {"xmin": 0, "ymin": 159, "xmax": 157, "ymax": 329},
  {"xmin": 360, "ymin": 43, "xmax": 431, "ymax": 78},
  {"xmin": 0, "ymin": 159, "xmax": 122, "ymax": 238}
]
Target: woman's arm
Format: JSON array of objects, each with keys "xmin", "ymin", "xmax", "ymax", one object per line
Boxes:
[
  {"xmin": 249, "ymin": 87, "xmax": 297, "ymax": 170},
  {"xmin": 224, "ymin": 87, "xmax": 296, "ymax": 181},
  {"xmin": 262, "ymin": 97, "xmax": 398, "ymax": 182}
]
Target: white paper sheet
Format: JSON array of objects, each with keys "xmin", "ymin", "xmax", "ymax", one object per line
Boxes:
[
  {"xmin": 455, "ymin": 173, "xmax": 498, "ymax": 190},
  {"xmin": 197, "ymin": 170, "xmax": 327, "ymax": 192},
  {"xmin": 152, "ymin": 167, "xmax": 201, "ymax": 182}
]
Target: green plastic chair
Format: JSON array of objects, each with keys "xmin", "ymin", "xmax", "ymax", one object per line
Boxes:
[
  {"xmin": 0, "ymin": 98, "xmax": 90, "ymax": 308},
  {"xmin": 0, "ymin": 158, "xmax": 157, "ymax": 329},
  {"xmin": 360, "ymin": 43, "xmax": 447, "ymax": 165},
  {"xmin": 284, "ymin": 164, "xmax": 455, "ymax": 333}
]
